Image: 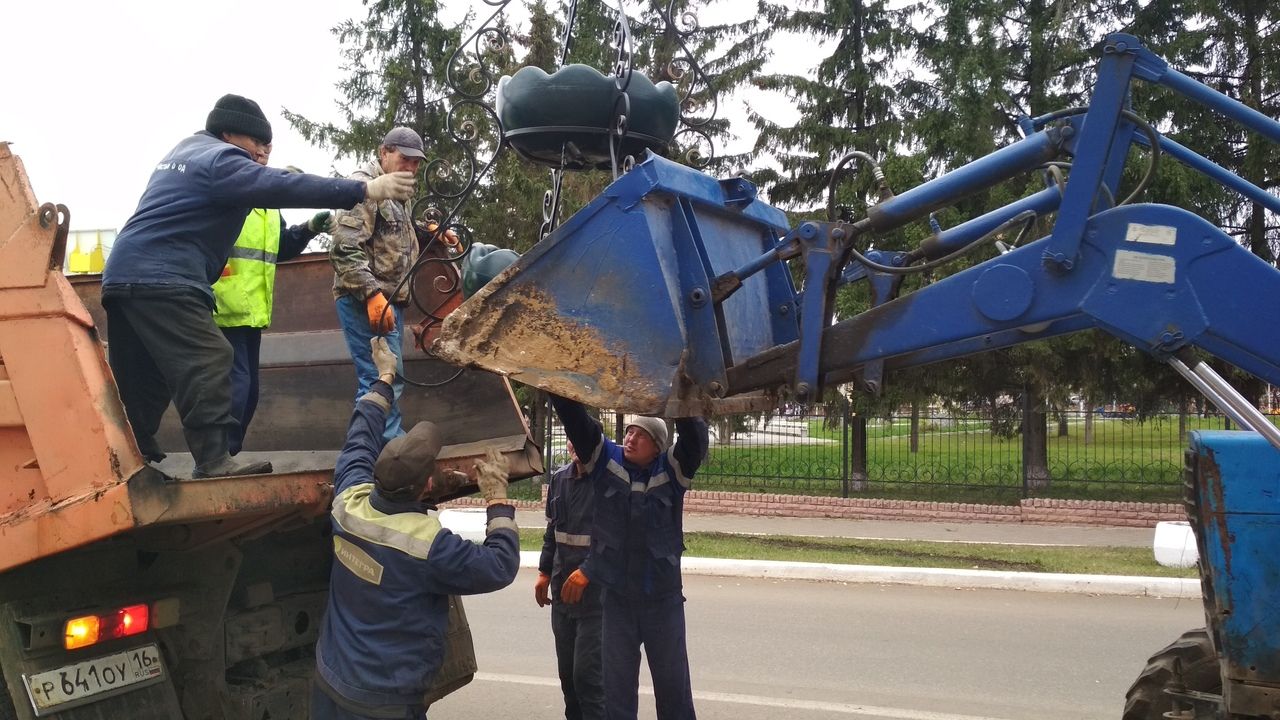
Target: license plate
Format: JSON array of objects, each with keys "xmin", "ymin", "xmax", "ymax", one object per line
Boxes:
[{"xmin": 23, "ymin": 644, "xmax": 164, "ymax": 715}]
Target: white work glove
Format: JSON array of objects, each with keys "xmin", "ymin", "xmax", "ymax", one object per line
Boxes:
[
  {"xmin": 370, "ymin": 337, "xmax": 397, "ymax": 381},
  {"xmin": 475, "ymin": 447, "xmax": 510, "ymax": 505},
  {"xmin": 365, "ymin": 171, "xmax": 416, "ymax": 203}
]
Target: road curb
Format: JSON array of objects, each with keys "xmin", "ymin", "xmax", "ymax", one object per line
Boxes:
[{"xmin": 516, "ymin": 551, "xmax": 1199, "ymax": 598}]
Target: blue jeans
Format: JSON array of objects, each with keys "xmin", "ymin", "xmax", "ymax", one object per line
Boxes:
[{"xmin": 335, "ymin": 294, "xmax": 405, "ymax": 441}]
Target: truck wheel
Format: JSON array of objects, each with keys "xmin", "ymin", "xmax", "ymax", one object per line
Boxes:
[{"xmin": 1123, "ymin": 627, "xmax": 1219, "ymax": 720}]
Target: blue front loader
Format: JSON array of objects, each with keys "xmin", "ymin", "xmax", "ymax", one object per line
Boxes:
[{"xmin": 434, "ymin": 33, "xmax": 1280, "ymax": 718}]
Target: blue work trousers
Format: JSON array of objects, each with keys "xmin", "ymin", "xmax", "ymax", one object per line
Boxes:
[
  {"xmin": 309, "ymin": 679, "xmax": 424, "ymax": 720},
  {"xmin": 335, "ymin": 294, "xmax": 405, "ymax": 441},
  {"xmin": 221, "ymin": 326, "xmax": 261, "ymax": 455},
  {"xmin": 552, "ymin": 608, "xmax": 605, "ymax": 720},
  {"xmin": 601, "ymin": 589, "xmax": 696, "ymax": 720}
]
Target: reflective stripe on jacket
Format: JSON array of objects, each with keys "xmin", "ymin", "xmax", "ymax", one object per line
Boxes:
[
  {"xmin": 213, "ymin": 209, "xmax": 280, "ymax": 328},
  {"xmin": 548, "ymin": 396, "xmax": 709, "ymax": 598},
  {"xmin": 316, "ymin": 394, "xmax": 521, "ymax": 709},
  {"xmin": 584, "ymin": 440, "xmax": 689, "ymax": 596},
  {"xmin": 539, "ymin": 462, "xmax": 601, "ymax": 615}
]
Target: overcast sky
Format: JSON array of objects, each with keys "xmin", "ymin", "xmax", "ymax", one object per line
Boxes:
[{"xmin": 4, "ymin": 0, "xmax": 795, "ymax": 242}]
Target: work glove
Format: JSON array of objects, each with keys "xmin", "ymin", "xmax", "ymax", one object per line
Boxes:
[
  {"xmin": 370, "ymin": 337, "xmax": 397, "ymax": 381},
  {"xmin": 366, "ymin": 292, "xmax": 396, "ymax": 335},
  {"xmin": 364, "ymin": 171, "xmax": 416, "ymax": 203},
  {"xmin": 475, "ymin": 446, "xmax": 509, "ymax": 505},
  {"xmin": 423, "ymin": 221, "xmax": 461, "ymax": 250},
  {"xmin": 534, "ymin": 573, "xmax": 551, "ymax": 607},
  {"xmin": 308, "ymin": 210, "xmax": 335, "ymax": 234},
  {"xmin": 560, "ymin": 568, "xmax": 589, "ymax": 604}
]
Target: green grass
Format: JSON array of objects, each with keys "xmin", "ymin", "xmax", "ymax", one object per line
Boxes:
[
  {"xmin": 518, "ymin": 529, "xmax": 1197, "ymax": 577},
  {"xmin": 696, "ymin": 414, "xmax": 1240, "ymax": 503}
]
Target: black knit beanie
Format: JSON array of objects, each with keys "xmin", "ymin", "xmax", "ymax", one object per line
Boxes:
[{"xmin": 206, "ymin": 94, "xmax": 272, "ymax": 144}]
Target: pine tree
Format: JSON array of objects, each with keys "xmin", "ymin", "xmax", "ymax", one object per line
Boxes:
[
  {"xmin": 283, "ymin": 0, "xmax": 462, "ymax": 161},
  {"xmin": 749, "ymin": 0, "xmax": 909, "ymax": 211},
  {"xmin": 1128, "ymin": 0, "xmax": 1280, "ymax": 264}
]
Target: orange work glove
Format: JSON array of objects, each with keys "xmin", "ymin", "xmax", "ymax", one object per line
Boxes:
[
  {"xmin": 426, "ymin": 222, "xmax": 461, "ymax": 250},
  {"xmin": 534, "ymin": 573, "xmax": 551, "ymax": 607},
  {"xmin": 366, "ymin": 291, "xmax": 395, "ymax": 335},
  {"xmin": 560, "ymin": 568, "xmax": 589, "ymax": 604}
]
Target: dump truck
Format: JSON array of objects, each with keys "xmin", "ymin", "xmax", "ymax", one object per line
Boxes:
[
  {"xmin": 0, "ymin": 142, "xmax": 541, "ymax": 720},
  {"xmin": 436, "ymin": 34, "xmax": 1280, "ymax": 719}
]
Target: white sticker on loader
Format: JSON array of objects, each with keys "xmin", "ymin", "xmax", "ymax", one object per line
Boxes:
[
  {"xmin": 1113, "ymin": 249, "xmax": 1176, "ymax": 284},
  {"xmin": 1125, "ymin": 223, "xmax": 1177, "ymax": 246}
]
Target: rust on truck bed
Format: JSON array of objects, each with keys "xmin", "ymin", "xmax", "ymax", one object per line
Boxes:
[{"xmin": 0, "ymin": 144, "xmax": 541, "ymax": 575}]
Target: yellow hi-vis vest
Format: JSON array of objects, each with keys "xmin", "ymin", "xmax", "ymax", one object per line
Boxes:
[{"xmin": 213, "ymin": 209, "xmax": 281, "ymax": 329}]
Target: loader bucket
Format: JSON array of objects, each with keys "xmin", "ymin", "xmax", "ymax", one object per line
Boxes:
[{"xmin": 434, "ymin": 153, "xmax": 799, "ymax": 416}]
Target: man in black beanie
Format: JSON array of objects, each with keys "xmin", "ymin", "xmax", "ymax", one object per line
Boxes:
[{"xmin": 102, "ymin": 93, "xmax": 418, "ymax": 479}]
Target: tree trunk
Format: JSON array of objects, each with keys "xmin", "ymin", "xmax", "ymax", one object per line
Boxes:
[
  {"xmin": 1178, "ymin": 396, "xmax": 1189, "ymax": 445},
  {"xmin": 1057, "ymin": 408, "xmax": 1069, "ymax": 437},
  {"xmin": 909, "ymin": 400, "xmax": 920, "ymax": 454},
  {"xmin": 1084, "ymin": 405, "xmax": 1095, "ymax": 445},
  {"xmin": 849, "ymin": 413, "xmax": 869, "ymax": 493},
  {"xmin": 1022, "ymin": 387, "xmax": 1051, "ymax": 492}
]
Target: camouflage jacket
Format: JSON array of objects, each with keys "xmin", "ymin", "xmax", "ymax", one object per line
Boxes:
[{"xmin": 330, "ymin": 160, "xmax": 418, "ymax": 303}]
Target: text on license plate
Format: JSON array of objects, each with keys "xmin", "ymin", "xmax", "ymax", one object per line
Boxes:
[{"xmin": 24, "ymin": 644, "xmax": 164, "ymax": 714}]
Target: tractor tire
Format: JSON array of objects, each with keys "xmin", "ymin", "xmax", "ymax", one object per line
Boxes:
[{"xmin": 1123, "ymin": 627, "xmax": 1220, "ymax": 720}]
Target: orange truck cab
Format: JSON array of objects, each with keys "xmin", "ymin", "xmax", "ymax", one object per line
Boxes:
[{"xmin": 0, "ymin": 144, "xmax": 540, "ymax": 719}]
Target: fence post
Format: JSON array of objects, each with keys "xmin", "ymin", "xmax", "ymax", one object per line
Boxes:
[{"xmin": 841, "ymin": 399, "xmax": 850, "ymax": 497}]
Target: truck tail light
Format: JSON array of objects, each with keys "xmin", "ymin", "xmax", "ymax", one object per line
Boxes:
[{"xmin": 64, "ymin": 604, "xmax": 150, "ymax": 650}]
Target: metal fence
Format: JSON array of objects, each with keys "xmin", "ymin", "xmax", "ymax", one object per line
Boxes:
[{"xmin": 532, "ymin": 404, "xmax": 1251, "ymax": 504}]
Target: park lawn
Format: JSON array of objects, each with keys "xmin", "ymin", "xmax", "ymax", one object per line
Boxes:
[
  {"xmin": 516, "ymin": 529, "xmax": 1197, "ymax": 578},
  {"xmin": 697, "ymin": 414, "xmax": 1235, "ymax": 503}
]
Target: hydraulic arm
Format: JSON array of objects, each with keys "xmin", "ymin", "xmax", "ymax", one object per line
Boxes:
[{"xmin": 437, "ymin": 34, "xmax": 1280, "ymax": 439}]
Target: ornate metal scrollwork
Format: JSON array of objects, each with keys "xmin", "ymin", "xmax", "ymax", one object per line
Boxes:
[
  {"xmin": 662, "ymin": 0, "xmax": 718, "ymax": 170},
  {"xmin": 398, "ymin": 0, "xmax": 514, "ymax": 385}
]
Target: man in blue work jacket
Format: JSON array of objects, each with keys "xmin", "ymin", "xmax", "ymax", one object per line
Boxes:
[
  {"xmin": 313, "ymin": 337, "xmax": 520, "ymax": 719},
  {"xmin": 536, "ymin": 440, "xmax": 604, "ymax": 720},
  {"xmin": 102, "ymin": 94, "xmax": 415, "ymax": 478},
  {"xmin": 549, "ymin": 396, "xmax": 709, "ymax": 720}
]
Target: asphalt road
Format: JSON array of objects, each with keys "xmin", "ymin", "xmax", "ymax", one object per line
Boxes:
[{"xmin": 428, "ymin": 569, "xmax": 1204, "ymax": 720}]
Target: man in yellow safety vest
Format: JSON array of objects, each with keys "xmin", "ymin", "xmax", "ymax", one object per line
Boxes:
[{"xmin": 213, "ymin": 158, "xmax": 334, "ymax": 454}]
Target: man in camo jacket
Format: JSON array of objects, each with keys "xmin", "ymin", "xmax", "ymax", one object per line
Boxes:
[{"xmin": 330, "ymin": 126, "xmax": 426, "ymax": 442}]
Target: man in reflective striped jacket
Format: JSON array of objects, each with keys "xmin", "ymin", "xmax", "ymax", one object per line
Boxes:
[
  {"xmin": 313, "ymin": 338, "xmax": 520, "ymax": 719},
  {"xmin": 536, "ymin": 440, "xmax": 604, "ymax": 720},
  {"xmin": 549, "ymin": 395, "xmax": 709, "ymax": 720},
  {"xmin": 213, "ymin": 157, "xmax": 335, "ymax": 455}
]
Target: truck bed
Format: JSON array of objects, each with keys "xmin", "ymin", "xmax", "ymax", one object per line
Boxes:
[{"xmin": 0, "ymin": 143, "xmax": 540, "ymax": 575}]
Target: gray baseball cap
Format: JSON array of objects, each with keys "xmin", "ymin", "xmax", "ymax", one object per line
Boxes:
[
  {"xmin": 382, "ymin": 126, "xmax": 427, "ymax": 159},
  {"xmin": 374, "ymin": 421, "xmax": 442, "ymax": 499}
]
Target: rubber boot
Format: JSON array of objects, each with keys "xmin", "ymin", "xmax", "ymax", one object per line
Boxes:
[
  {"xmin": 188, "ymin": 426, "xmax": 272, "ymax": 479},
  {"xmin": 136, "ymin": 435, "xmax": 167, "ymax": 464}
]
